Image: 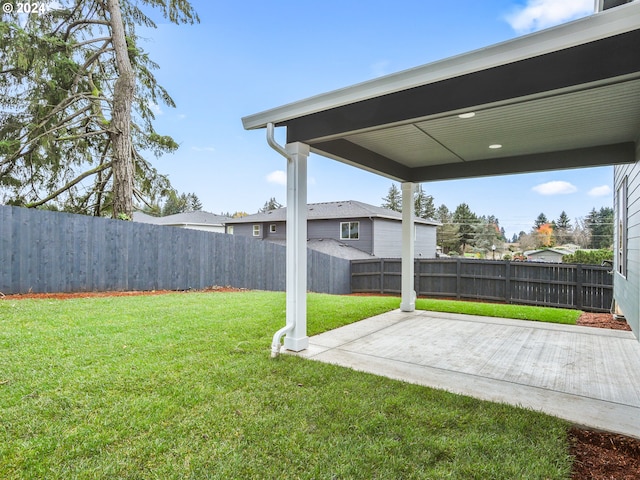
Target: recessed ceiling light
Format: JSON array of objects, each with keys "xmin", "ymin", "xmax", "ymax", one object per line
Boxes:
[
  {"xmin": 458, "ymin": 112, "xmax": 476, "ymax": 119},
  {"xmin": 489, "ymin": 144, "xmax": 502, "ymax": 149}
]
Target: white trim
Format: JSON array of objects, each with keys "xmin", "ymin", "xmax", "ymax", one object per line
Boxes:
[
  {"xmin": 617, "ymin": 176, "xmax": 628, "ymax": 277},
  {"xmin": 340, "ymin": 221, "xmax": 360, "ymax": 240},
  {"xmin": 283, "ymin": 142, "xmax": 310, "ymax": 352},
  {"xmin": 400, "ymin": 182, "xmax": 416, "ymax": 312},
  {"xmin": 242, "ymin": 3, "xmax": 640, "ymax": 130}
]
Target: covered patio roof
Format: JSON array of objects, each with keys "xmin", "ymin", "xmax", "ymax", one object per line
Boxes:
[
  {"xmin": 243, "ymin": 2, "xmax": 640, "ymax": 182},
  {"xmin": 241, "ymin": 1, "xmax": 640, "ymax": 354}
]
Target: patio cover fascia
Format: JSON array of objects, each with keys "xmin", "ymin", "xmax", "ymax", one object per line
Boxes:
[{"xmin": 241, "ymin": 3, "xmax": 640, "ymax": 353}]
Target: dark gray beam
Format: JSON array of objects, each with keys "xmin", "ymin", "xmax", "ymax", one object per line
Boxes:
[
  {"xmin": 311, "ymin": 139, "xmax": 413, "ymax": 180},
  {"xmin": 286, "ymin": 30, "xmax": 640, "ymax": 143},
  {"xmin": 411, "ymin": 143, "xmax": 637, "ymax": 182}
]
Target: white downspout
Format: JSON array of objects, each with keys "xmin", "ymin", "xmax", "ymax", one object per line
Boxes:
[{"xmin": 266, "ymin": 123, "xmax": 294, "ymax": 357}]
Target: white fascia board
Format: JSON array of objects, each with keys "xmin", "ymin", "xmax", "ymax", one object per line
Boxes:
[
  {"xmin": 374, "ymin": 215, "xmax": 441, "ymax": 226},
  {"xmin": 165, "ymin": 222, "xmax": 224, "ymax": 227},
  {"xmin": 242, "ymin": 3, "xmax": 640, "ymax": 131}
]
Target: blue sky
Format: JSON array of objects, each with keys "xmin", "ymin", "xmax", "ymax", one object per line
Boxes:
[{"xmin": 140, "ymin": 0, "xmax": 612, "ymax": 238}]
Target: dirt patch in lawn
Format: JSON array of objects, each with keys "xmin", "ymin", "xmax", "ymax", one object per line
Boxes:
[
  {"xmin": 0, "ymin": 285, "xmax": 246, "ymax": 301},
  {"xmin": 2, "ymin": 288, "xmax": 638, "ymax": 477}
]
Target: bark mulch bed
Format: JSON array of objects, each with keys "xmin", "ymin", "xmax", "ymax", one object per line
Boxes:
[{"xmin": 1, "ymin": 289, "xmax": 638, "ymax": 479}]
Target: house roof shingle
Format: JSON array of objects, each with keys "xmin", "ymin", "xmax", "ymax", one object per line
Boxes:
[
  {"xmin": 226, "ymin": 200, "xmax": 439, "ymax": 225},
  {"xmin": 133, "ymin": 211, "xmax": 230, "ymax": 226}
]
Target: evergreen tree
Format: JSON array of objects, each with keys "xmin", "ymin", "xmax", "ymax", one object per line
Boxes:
[
  {"xmin": 161, "ymin": 191, "xmax": 202, "ymax": 216},
  {"xmin": 452, "ymin": 203, "xmax": 478, "ymax": 253},
  {"xmin": 381, "ymin": 183, "xmax": 402, "ymax": 212},
  {"xmin": 0, "ymin": 0, "xmax": 199, "ymax": 218},
  {"xmin": 534, "ymin": 213, "xmax": 549, "ymax": 229},
  {"xmin": 554, "ymin": 211, "xmax": 573, "ymax": 245},
  {"xmin": 435, "ymin": 204, "xmax": 457, "ymax": 253},
  {"xmin": 414, "ymin": 184, "xmax": 436, "ymax": 219},
  {"xmin": 473, "ymin": 221, "xmax": 501, "ymax": 254},
  {"xmin": 259, "ymin": 197, "xmax": 283, "ymax": 212},
  {"xmin": 587, "ymin": 207, "xmax": 614, "ymax": 249}
]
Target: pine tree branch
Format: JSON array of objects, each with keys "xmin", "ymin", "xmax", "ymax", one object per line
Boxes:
[
  {"xmin": 70, "ymin": 36, "xmax": 113, "ymax": 49},
  {"xmin": 64, "ymin": 19, "xmax": 111, "ymax": 42},
  {"xmin": 24, "ymin": 161, "xmax": 112, "ymax": 208}
]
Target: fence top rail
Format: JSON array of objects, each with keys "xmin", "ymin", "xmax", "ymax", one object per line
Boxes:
[{"xmin": 352, "ymin": 257, "xmax": 611, "ymax": 270}]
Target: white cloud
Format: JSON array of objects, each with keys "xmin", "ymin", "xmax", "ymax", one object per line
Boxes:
[
  {"xmin": 149, "ymin": 102, "xmax": 163, "ymax": 116},
  {"xmin": 588, "ymin": 185, "xmax": 611, "ymax": 197},
  {"xmin": 504, "ymin": 0, "xmax": 594, "ymax": 34},
  {"xmin": 532, "ymin": 180, "xmax": 578, "ymax": 195},
  {"xmin": 191, "ymin": 146, "xmax": 216, "ymax": 152},
  {"xmin": 266, "ymin": 170, "xmax": 287, "ymax": 186}
]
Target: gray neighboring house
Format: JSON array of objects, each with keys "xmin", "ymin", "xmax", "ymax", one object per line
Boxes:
[
  {"xmin": 132, "ymin": 211, "xmax": 230, "ymax": 233},
  {"xmin": 524, "ymin": 248, "xmax": 574, "ymax": 263},
  {"xmin": 225, "ymin": 200, "xmax": 439, "ymax": 259}
]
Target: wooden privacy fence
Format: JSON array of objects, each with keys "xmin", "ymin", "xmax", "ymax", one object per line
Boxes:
[
  {"xmin": 351, "ymin": 258, "xmax": 614, "ymax": 312},
  {"xmin": 0, "ymin": 205, "xmax": 351, "ymax": 295}
]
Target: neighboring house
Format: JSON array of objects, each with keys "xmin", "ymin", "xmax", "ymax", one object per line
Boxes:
[
  {"xmin": 225, "ymin": 200, "xmax": 439, "ymax": 259},
  {"xmin": 132, "ymin": 211, "xmax": 230, "ymax": 233},
  {"xmin": 525, "ymin": 248, "xmax": 574, "ymax": 263}
]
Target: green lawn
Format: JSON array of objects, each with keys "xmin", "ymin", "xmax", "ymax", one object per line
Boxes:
[
  {"xmin": 0, "ymin": 292, "xmax": 573, "ymax": 479},
  {"xmin": 416, "ymin": 297, "xmax": 581, "ymax": 324}
]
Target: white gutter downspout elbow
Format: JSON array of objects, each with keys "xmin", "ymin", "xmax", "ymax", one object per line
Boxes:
[{"xmin": 266, "ymin": 123, "xmax": 294, "ymax": 358}]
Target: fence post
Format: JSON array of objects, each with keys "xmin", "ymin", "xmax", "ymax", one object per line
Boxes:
[
  {"xmin": 505, "ymin": 261, "xmax": 511, "ymax": 304},
  {"xmin": 380, "ymin": 258, "xmax": 385, "ymax": 294},
  {"xmin": 576, "ymin": 264, "xmax": 583, "ymax": 310},
  {"xmin": 456, "ymin": 258, "xmax": 461, "ymax": 300},
  {"xmin": 414, "ymin": 258, "xmax": 420, "ymax": 296}
]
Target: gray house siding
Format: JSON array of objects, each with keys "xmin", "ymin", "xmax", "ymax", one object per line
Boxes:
[
  {"xmin": 415, "ymin": 223, "xmax": 437, "ymax": 258},
  {"xmin": 372, "ymin": 218, "xmax": 400, "ymax": 257},
  {"xmin": 614, "ymin": 143, "xmax": 640, "ymax": 340},
  {"xmin": 232, "ymin": 216, "xmax": 439, "ymax": 259},
  {"xmin": 372, "ymin": 219, "xmax": 437, "ymax": 258},
  {"xmin": 227, "ymin": 201, "xmax": 439, "ymax": 259},
  {"xmin": 232, "ymin": 223, "xmax": 256, "ymax": 238},
  {"xmin": 233, "ymin": 222, "xmax": 286, "ymax": 240},
  {"xmin": 264, "ymin": 221, "xmax": 286, "ymax": 241},
  {"xmin": 308, "ymin": 218, "xmax": 374, "ymax": 254}
]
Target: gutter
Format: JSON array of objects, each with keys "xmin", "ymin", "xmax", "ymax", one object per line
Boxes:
[{"xmin": 266, "ymin": 123, "xmax": 294, "ymax": 358}]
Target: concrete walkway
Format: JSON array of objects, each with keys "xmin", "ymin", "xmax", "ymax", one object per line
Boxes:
[{"xmin": 294, "ymin": 310, "xmax": 640, "ymax": 439}]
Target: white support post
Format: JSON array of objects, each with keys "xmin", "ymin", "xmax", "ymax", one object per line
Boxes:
[
  {"xmin": 283, "ymin": 142, "xmax": 310, "ymax": 352},
  {"xmin": 400, "ymin": 182, "xmax": 416, "ymax": 312}
]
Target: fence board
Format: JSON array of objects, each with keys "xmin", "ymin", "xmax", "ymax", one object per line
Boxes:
[
  {"xmin": 0, "ymin": 205, "xmax": 350, "ymax": 295},
  {"xmin": 352, "ymin": 257, "xmax": 613, "ymax": 312}
]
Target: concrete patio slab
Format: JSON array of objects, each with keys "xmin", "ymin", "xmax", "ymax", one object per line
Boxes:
[{"xmin": 293, "ymin": 310, "xmax": 640, "ymax": 439}]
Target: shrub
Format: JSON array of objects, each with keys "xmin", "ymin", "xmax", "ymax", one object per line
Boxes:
[{"xmin": 562, "ymin": 249, "xmax": 613, "ymax": 265}]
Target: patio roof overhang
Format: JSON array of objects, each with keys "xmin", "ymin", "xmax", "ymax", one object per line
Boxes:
[
  {"xmin": 242, "ymin": 2, "xmax": 640, "ymax": 182},
  {"xmin": 241, "ymin": 1, "xmax": 640, "ymax": 354}
]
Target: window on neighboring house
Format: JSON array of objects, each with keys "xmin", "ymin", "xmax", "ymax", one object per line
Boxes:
[
  {"xmin": 227, "ymin": 226, "xmax": 234, "ymax": 235},
  {"xmin": 253, "ymin": 224, "xmax": 261, "ymax": 237},
  {"xmin": 270, "ymin": 224, "xmax": 277, "ymax": 233},
  {"xmin": 340, "ymin": 221, "xmax": 359, "ymax": 240},
  {"xmin": 617, "ymin": 177, "xmax": 627, "ymax": 277}
]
